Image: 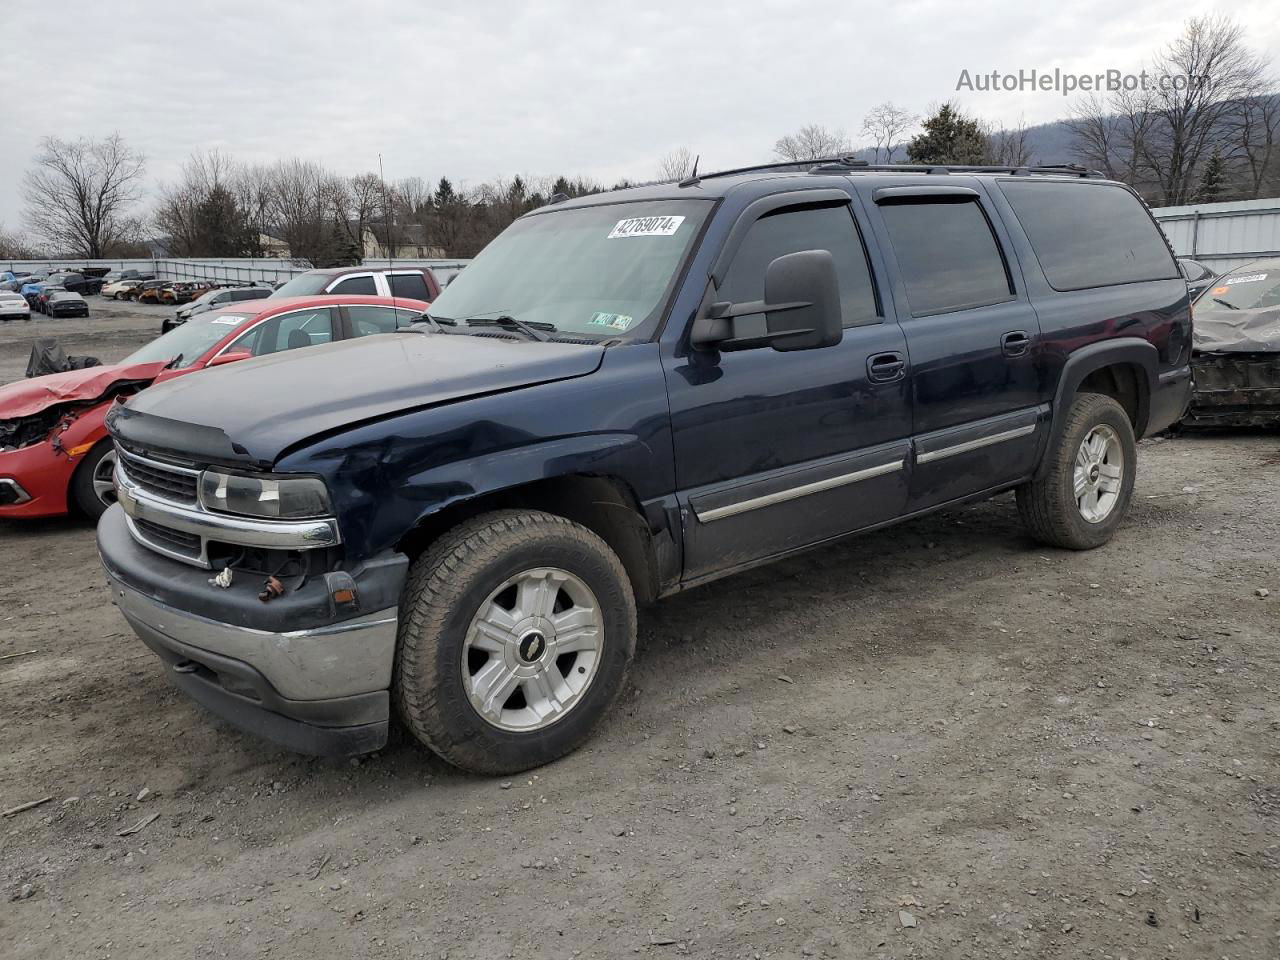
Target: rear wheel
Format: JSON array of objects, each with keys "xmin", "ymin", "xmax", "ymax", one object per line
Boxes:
[
  {"xmin": 70, "ymin": 442, "xmax": 118, "ymax": 521},
  {"xmin": 394, "ymin": 510, "xmax": 636, "ymax": 774},
  {"xmin": 1017, "ymin": 393, "xmax": 1136, "ymax": 549}
]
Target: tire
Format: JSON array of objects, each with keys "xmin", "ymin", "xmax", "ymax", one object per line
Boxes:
[
  {"xmin": 1017, "ymin": 392, "xmax": 1136, "ymax": 550},
  {"xmin": 69, "ymin": 441, "xmax": 118, "ymax": 521},
  {"xmin": 394, "ymin": 509, "xmax": 636, "ymax": 775}
]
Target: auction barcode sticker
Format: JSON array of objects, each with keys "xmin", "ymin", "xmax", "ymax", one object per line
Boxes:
[{"xmin": 608, "ymin": 216, "xmax": 685, "ymax": 239}]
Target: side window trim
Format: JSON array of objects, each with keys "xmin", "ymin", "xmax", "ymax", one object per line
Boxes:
[
  {"xmin": 715, "ymin": 199, "xmax": 884, "ymax": 329},
  {"xmin": 711, "ymin": 189, "xmax": 853, "ymax": 285},
  {"xmin": 214, "ymin": 307, "xmax": 334, "ymax": 359},
  {"xmin": 326, "ymin": 272, "xmax": 377, "ymax": 295},
  {"xmin": 212, "ymin": 317, "xmax": 269, "ymax": 361}
]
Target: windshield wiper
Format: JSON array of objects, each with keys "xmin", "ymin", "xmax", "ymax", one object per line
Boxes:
[
  {"xmin": 464, "ymin": 313, "xmax": 555, "ymax": 342},
  {"xmin": 164, "ymin": 353, "xmax": 183, "ymax": 370},
  {"xmin": 406, "ymin": 312, "xmax": 455, "ymax": 333},
  {"xmin": 1211, "ymin": 297, "xmax": 1239, "ymax": 310}
]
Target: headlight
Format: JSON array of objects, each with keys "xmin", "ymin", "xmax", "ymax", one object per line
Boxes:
[{"xmin": 199, "ymin": 470, "xmax": 331, "ymax": 519}]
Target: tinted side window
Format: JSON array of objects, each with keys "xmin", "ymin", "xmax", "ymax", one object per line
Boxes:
[
  {"xmin": 999, "ymin": 181, "xmax": 1179, "ymax": 290},
  {"xmin": 330, "ymin": 275, "xmax": 377, "ymax": 295},
  {"xmin": 388, "ymin": 272, "xmax": 430, "ymax": 300},
  {"xmin": 878, "ymin": 199, "xmax": 1013, "ymax": 316},
  {"xmin": 718, "ymin": 204, "xmax": 879, "ymax": 328}
]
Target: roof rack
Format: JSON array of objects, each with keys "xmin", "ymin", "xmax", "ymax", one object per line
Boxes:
[{"xmin": 682, "ymin": 156, "xmax": 1103, "ymax": 184}]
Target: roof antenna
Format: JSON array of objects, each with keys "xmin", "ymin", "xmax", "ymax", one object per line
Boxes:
[
  {"xmin": 378, "ymin": 152, "xmax": 398, "ymax": 316},
  {"xmin": 678, "ymin": 154, "xmax": 701, "ymax": 188}
]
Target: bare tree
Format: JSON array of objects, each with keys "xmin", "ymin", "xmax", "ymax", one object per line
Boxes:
[
  {"xmin": 860, "ymin": 103, "xmax": 916, "ymax": 163},
  {"xmin": 332, "ymin": 172, "xmax": 384, "ymax": 259},
  {"xmin": 232, "ymin": 163, "xmax": 276, "ymax": 255},
  {"xmin": 1232, "ymin": 91, "xmax": 1280, "ymax": 198},
  {"xmin": 1137, "ymin": 15, "xmax": 1267, "ymax": 204},
  {"xmin": 0, "ymin": 224, "xmax": 44, "ymax": 259},
  {"xmin": 984, "ymin": 118, "xmax": 1033, "ymax": 166},
  {"xmin": 1065, "ymin": 91, "xmax": 1157, "ymax": 183},
  {"xmin": 656, "ymin": 147, "xmax": 696, "ymax": 181},
  {"xmin": 22, "ymin": 134, "xmax": 145, "ymax": 257},
  {"xmin": 394, "ymin": 176, "xmax": 432, "ymax": 222},
  {"xmin": 773, "ymin": 124, "xmax": 852, "ymax": 162},
  {"xmin": 267, "ymin": 159, "xmax": 345, "ymax": 265},
  {"xmin": 153, "ymin": 149, "xmax": 246, "ymax": 256}
]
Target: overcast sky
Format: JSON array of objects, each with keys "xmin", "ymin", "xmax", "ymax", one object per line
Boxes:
[{"xmin": 2, "ymin": 0, "xmax": 1276, "ymax": 233}]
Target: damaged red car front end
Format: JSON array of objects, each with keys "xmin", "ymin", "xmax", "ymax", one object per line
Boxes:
[{"xmin": 0, "ymin": 363, "xmax": 164, "ymax": 518}]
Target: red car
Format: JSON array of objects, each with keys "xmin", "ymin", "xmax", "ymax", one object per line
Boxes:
[{"xmin": 0, "ymin": 295, "xmax": 428, "ymax": 520}]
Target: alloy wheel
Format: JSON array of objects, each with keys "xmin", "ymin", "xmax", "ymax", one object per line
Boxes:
[
  {"xmin": 1073, "ymin": 424, "xmax": 1123, "ymax": 523},
  {"xmin": 461, "ymin": 567, "xmax": 603, "ymax": 732},
  {"xmin": 92, "ymin": 449, "xmax": 118, "ymax": 508}
]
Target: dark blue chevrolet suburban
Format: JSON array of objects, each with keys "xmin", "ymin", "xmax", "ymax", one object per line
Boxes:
[{"xmin": 98, "ymin": 159, "xmax": 1193, "ymax": 774}]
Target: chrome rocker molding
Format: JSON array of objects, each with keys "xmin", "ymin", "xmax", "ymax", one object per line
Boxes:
[
  {"xmin": 696, "ymin": 459, "xmax": 904, "ymax": 523},
  {"xmin": 114, "ymin": 460, "xmax": 341, "ymax": 569},
  {"xmin": 915, "ymin": 423, "xmax": 1037, "ymax": 465}
]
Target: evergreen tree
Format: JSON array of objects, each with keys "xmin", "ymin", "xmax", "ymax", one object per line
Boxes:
[
  {"xmin": 1196, "ymin": 149, "xmax": 1228, "ymax": 202},
  {"xmin": 906, "ymin": 103, "xmax": 988, "ymax": 165}
]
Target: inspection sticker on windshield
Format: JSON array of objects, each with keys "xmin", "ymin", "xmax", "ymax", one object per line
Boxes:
[
  {"xmin": 588, "ymin": 312, "xmax": 634, "ymax": 331},
  {"xmin": 608, "ymin": 215, "xmax": 685, "ymax": 239}
]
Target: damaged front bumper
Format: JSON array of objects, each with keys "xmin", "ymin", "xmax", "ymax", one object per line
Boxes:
[
  {"xmin": 1186, "ymin": 352, "xmax": 1280, "ymax": 427},
  {"xmin": 97, "ymin": 504, "xmax": 408, "ymax": 757}
]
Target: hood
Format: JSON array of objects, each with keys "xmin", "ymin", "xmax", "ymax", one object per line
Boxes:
[
  {"xmin": 0, "ymin": 361, "xmax": 166, "ymax": 419},
  {"xmin": 110, "ymin": 331, "xmax": 606, "ymax": 466},
  {"xmin": 1193, "ymin": 305, "xmax": 1280, "ymax": 353}
]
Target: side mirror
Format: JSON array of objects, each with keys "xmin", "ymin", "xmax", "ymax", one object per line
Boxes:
[
  {"xmin": 207, "ymin": 350, "xmax": 252, "ymax": 367},
  {"xmin": 690, "ymin": 249, "xmax": 843, "ymax": 352},
  {"xmin": 762, "ymin": 250, "xmax": 843, "ymax": 351}
]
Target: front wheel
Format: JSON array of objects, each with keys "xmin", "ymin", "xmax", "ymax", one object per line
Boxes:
[
  {"xmin": 394, "ymin": 510, "xmax": 636, "ymax": 774},
  {"xmin": 70, "ymin": 441, "xmax": 118, "ymax": 521},
  {"xmin": 1017, "ymin": 393, "xmax": 1136, "ymax": 550}
]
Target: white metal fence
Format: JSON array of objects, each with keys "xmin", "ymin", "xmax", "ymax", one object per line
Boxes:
[
  {"xmin": 2, "ymin": 257, "xmax": 470, "ymax": 287},
  {"xmin": 1152, "ymin": 198, "xmax": 1280, "ymax": 274}
]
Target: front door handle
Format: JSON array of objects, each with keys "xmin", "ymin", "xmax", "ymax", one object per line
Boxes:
[
  {"xmin": 1001, "ymin": 330, "xmax": 1031, "ymax": 357},
  {"xmin": 867, "ymin": 351, "xmax": 907, "ymax": 383}
]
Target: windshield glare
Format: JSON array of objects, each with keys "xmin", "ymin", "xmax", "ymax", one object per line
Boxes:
[
  {"xmin": 122, "ymin": 312, "xmax": 253, "ymax": 368},
  {"xmin": 271, "ymin": 273, "xmax": 331, "ymax": 298},
  {"xmin": 427, "ymin": 199, "xmax": 711, "ymax": 339},
  {"xmin": 1198, "ymin": 263, "xmax": 1280, "ymax": 313}
]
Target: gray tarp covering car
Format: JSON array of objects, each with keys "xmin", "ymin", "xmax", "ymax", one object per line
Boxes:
[{"xmin": 1187, "ymin": 258, "xmax": 1280, "ymax": 426}]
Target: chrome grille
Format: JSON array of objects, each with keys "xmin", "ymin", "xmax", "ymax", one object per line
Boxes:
[
  {"xmin": 116, "ymin": 446, "xmax": 199, "ymax": 504},
  {"xmin": 133, "ymin": 518, "xmax": 202, "ymax": 560}
]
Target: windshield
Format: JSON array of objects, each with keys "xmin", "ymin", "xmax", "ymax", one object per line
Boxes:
[
  {"xmin": 427, "ymin": 199, "xmax": 711, "ymax": 340},
  {"xmin": 1197, "ymin": 262, "xmax": 1280, "ymax": 313},
  {"xmin": 271, "ymin": 273, "xmax": 332, "ymax": 298},
  {"xmin": 122, "ymin": 312, "xmax": 253, "ymax": 368}
]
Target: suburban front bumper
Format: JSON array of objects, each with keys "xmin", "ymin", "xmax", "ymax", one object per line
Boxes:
[{"xmin": 98, "ymin": 504, "xmax": 408, "ymax": 756}]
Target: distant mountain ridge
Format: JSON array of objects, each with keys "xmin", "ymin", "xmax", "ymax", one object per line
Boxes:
[{"xmin": 849, "ymin": 118, "xmax": 1078, "ymax": 165}]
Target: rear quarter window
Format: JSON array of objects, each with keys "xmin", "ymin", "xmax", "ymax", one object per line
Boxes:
[{"xmin": 999, "ymin": 181, "xmax": 1179, "ymax": 291}]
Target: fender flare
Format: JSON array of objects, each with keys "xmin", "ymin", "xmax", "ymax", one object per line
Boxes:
[{"xmin": 1038, "ymin": 338, "xmax": 1158, "ymax": 477}]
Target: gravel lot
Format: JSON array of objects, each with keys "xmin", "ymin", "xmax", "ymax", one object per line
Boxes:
[{"xmin": 2, "ymin": 300, "xmax": 1279, "ymax": 959}]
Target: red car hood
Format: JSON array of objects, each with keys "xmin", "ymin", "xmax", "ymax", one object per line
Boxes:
[{"xmin": 0, "ymin": 361, "xmax": 167, "ymax": 419}]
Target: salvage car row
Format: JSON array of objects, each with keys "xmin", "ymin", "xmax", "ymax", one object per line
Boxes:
[{"xmin": 1, "ymin": 287, "xmax": 431, "ymax": 519}]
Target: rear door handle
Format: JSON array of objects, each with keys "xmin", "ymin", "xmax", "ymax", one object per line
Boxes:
[
  {"xmin": 1001, "ymin": 330, "xmax": 1031, "ymax": 357},
  {"xmin": 867, "ymin": 351, "xmax": 907, "ymax": 383}
]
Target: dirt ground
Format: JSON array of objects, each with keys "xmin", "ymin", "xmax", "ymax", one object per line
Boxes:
[{"xmin": 2, "ymin": 301, "xmax": 1279, "ymax": 959}]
